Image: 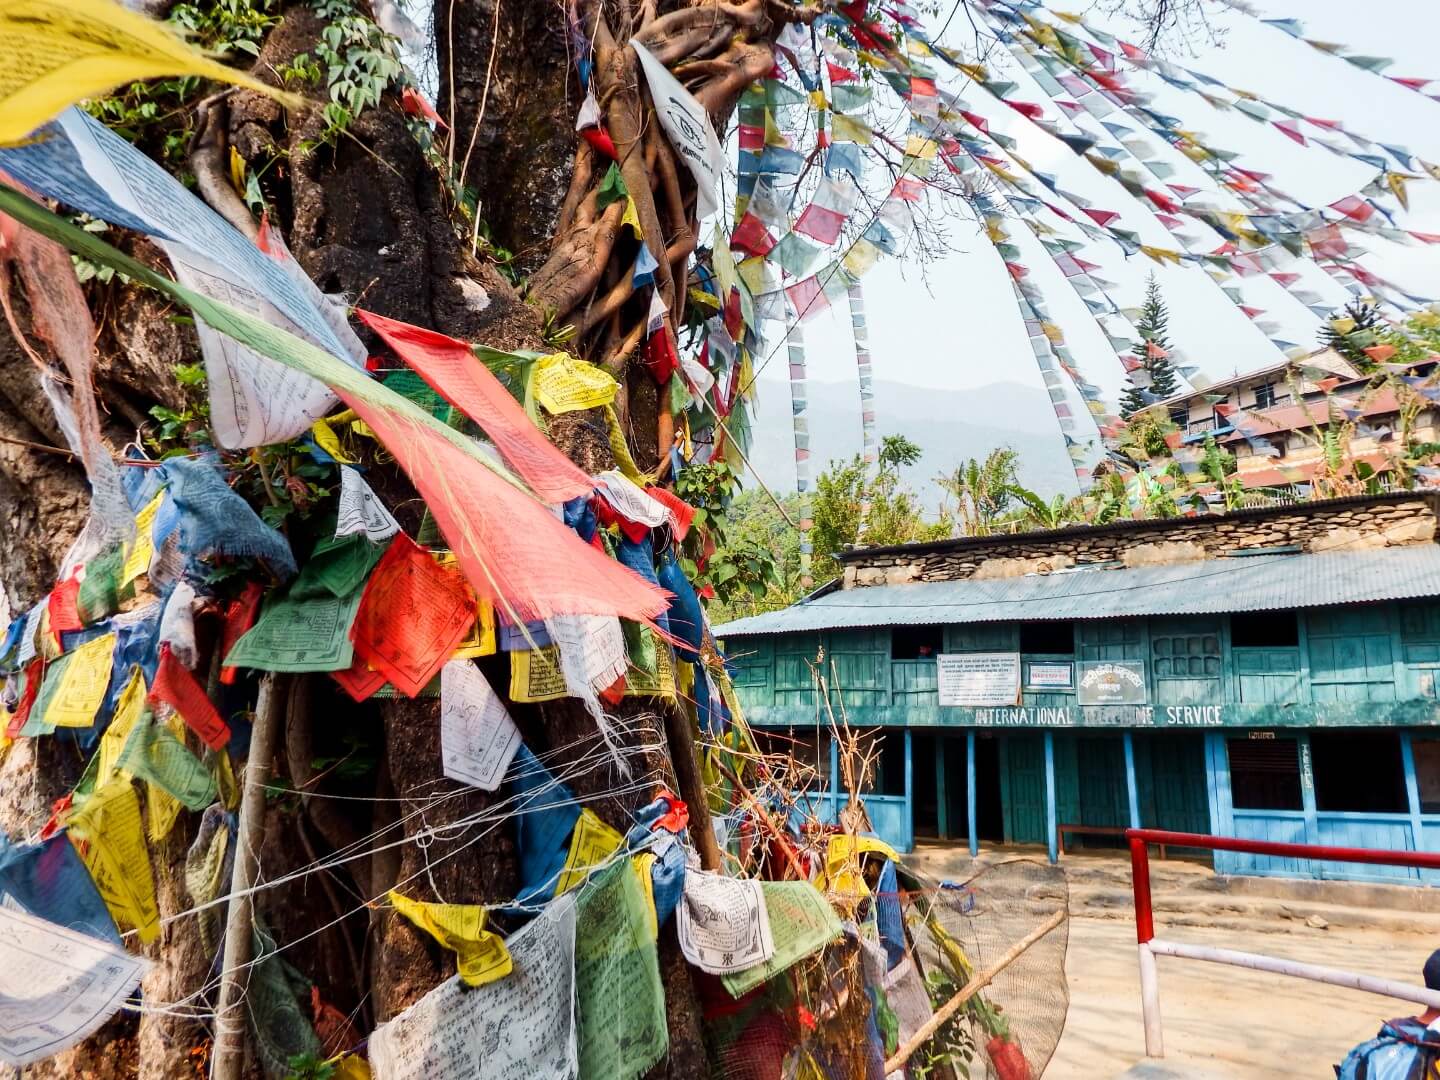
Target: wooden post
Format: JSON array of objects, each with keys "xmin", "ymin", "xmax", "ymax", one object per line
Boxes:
[
  {"xmin": 663, "ymin": 703, "xmax": 724, "ymax": 871},
  {"xmin": 1124, "ymin": 731, "xmax": 1141, "ymax": 831},
  {"xmin": 967, "ymin": 731, "xmax": 978, "ymax": 858},
  {"xmin": 1138, "ymin": 940, "xmax": 1164, "ymax": 1058},
  {"xmin": 211, "ymin": 674, "xmax": 284, "ymax": 1080},
  {"xmin": 882, "ymin": 908, "xmax": 1066, "ymax": 1075},
  {"xmin": 1044, "ymin": 730, "xmax": 1058, "ymax": 865}
]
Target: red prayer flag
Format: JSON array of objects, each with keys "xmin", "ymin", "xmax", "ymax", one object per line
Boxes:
[
  {"xmin": 826, "ymin": 61, "xmax": 858, "ymax": 84},
  {"xmin": 580, "ymin": 125, "xmax": 618, "ymax": 160},
  {"xmin": 219, "ymin": 581, "xmax": 264, "ymax": 686},
  {"xmin": 730, "ymin": 212, "xmax": 777, "ymax": 258},
  {"xmin": 332, "ymin": 655, "xmax": 388, "ymax": 702},
  {"xmin": 47, "ymin": 574, "xmax": 83, "ymax": 642},
  {"xmin": 6, "ymin": 659, "xmax": 41, "ymax": 738},
  {"xmin": 1082, "ymin": 208, "xmax": 1120, "ymax": 227},
  {"xmin": 645, "ymin": 486, "xmax": 695, "ymax": 540},
  {"xmin": 1364, "ymin": 344, "xmax": 1398, "ymax": 363},
  {"xmin": 357, "ymin": 310, "xmax": 593, "ymax": 503},
  {"xmin": 150, "ymin": 643, "xmax": 231, "ymax": 750},
  {"xmin": 401, "ymin": 87, "xmax": 448, "ymax": 129},
  {"xmin": 349, "ymin": 534, "xmax": 479, "ymax": 698},
  {"xmin": 794, "ymin": 203, "xmax": 846, "ymax": 245}
]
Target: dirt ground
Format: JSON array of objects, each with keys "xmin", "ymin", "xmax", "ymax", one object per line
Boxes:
[
  {"xmin": 906, "ymin": 844, "xmax": 1440, "ymax": 1078},
  {"xmin": 1051, "ymin": 915, "xmax": 1434, "ymax": 1078}
]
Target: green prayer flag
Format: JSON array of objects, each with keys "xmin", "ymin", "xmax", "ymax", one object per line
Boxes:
[
  {"xmin": 829, "ymin": 83, "xmax": 872, "ymax": 114},
  {"xmin": 224, "ymin": 583, "xmax": 365, "ymax": 673},
  {"xmin": 576, "ymin": 860, "xmax": 667, "ymax": 1079},
  {"xmin": 596, "ymin": 162, "xmax": 628, "ymax": 212},
  {"xmin": 292, "ymin": 533, "xmax": 389, "ymax": 601},
  {"xmin": 116, "ymin": 717, "xmax": 217, "ymax": 811},
  {"xmin": 721, "ymin": 881, "xmax": 842, "ymax": 997},
  {"xmin": 78, "ymin": 541, "xmax": 132, "ymax": 623}
]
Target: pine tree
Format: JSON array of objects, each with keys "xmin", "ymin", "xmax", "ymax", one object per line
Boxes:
[
  {"xmin": 1319, "ymin": 300, "xmax": 1385, "ymax": 369},
  {"xmin": 1120, "ymin": 276, "xmax": 1179, "ymax": 419}
]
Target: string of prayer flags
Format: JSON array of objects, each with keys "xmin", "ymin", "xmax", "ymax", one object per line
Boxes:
[
  {"xmin": 66, "ymin": 779, "xmax": 160, "ymax": 942},
  {"xmin": 349, "ymin": 534, "xmax": 476, "ymax": 698},
  {"xmin": 556, "ymin": 808, "xmax": 626, "ymax": 895},
  {"xmin": 368, "ymin": 895, "xmax": 578, "ymax": 1079},
  {"xmin": 149, "ymin": 643, "xmax": 230, "ymax": 750},
  {"xmin": 576, "ymin": 859, "xmax": 668, "ymax": 1079},
  {"xmin": 439, "ymin": 659, "xmax": 520, "ymax": 791},
  {"xmin": 0, "ymin": 0, "xmax": 301, "ymax": 146},
  {"xmin": 677, "ymin": 870, "xmax": 775, "ymax": 974},
  {"xmin": 356, "ymin": 311, "xmax": 595, "ymax": 502},
  {"xmin": 387, "ymin": 891, "xmax": 513, "ymax": 987},
  {"xmin": 335, "ymin": 467, "xmax": 400, "ymax": 542}
]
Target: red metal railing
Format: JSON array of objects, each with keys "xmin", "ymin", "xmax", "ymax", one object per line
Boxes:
[{"xmin": 1124, "ymin": 828, "xmax": 1440, "ymax": 1059}]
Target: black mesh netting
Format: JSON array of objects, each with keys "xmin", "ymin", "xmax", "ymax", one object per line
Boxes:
[{"xmin": 698, "ymin": 857, "xmax": 1070, "ymax": 1080}]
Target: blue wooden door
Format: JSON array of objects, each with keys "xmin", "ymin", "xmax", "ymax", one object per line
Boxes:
[
  {"xmin": 1077, "ymin": 736, "xmax": 1129, "ymax": 838},
  {"xmin": 1143, "ymin": 732, "xmax": 1212, "ymax": 838},
  {"xmin": 1007, "ymin": 734, "xmax": 1048, "ymax": 844}
]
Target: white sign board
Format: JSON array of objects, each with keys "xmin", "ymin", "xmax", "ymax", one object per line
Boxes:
[
  {"xmin": 1026, "ymin": 661, "xmax": 1073, "ymax": 689},
  {"xmin": 937, "ymin": 653, "xmax": 1021, "ymax": 707}
]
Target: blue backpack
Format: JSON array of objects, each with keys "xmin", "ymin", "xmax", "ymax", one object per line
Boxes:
[{"xmin": 1337, "ymin": 1017, "xmax": 1440, "ymax": 1080}]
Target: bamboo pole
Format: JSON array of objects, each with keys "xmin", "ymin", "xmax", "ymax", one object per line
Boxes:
[
  {"xmin": 662, "ymin": 702, "xmax": 724, "ymax": 871},
  {"xmin": 882, "ymin": 908, "xmax": 1067, "ymax": 1076},
  {"xmin": 210, "ymin": 673, "xmax": 285, "ymax": 1080}
]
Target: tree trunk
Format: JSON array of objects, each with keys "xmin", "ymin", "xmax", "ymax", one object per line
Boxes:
[{"xmin": 0, "ymin": 1, "xmax": 790, "ymax": 1076}]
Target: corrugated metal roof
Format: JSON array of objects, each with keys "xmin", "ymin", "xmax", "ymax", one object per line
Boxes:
[{"xmin": 714, "ymin": 545, "xmax": 1440, "ymax": 637}]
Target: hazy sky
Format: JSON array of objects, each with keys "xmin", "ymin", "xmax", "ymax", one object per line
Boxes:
[{"xmin": 745, "ymin": 0, "xmax": 1440, "ymax": 490}]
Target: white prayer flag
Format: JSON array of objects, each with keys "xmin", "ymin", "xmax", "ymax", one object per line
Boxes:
[
  {"xmin": 440, "ymin": 660, "xmax": 521, "ymax": 792},
  {"xmin": 630, "ymin": 40, "xmax": 726, "ymax": 221}
]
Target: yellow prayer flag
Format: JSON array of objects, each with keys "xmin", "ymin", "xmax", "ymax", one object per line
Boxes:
[
  {"xmin": 436, "ymin": 553, "xmax": 496, "ymax": 658},
  {"xmin": 830, "ymin": 113, "xmax": 872, "ymax": 146},
  {"xmin": 531, "ymin": 353, "xmax": 618, "ymax": 414},
  {"xmin": 632, "ymin": 853, "xmax": 659, "ymax": 941},
  {"xmin": 808, "ymin": 89, "xmax": 827, "ymax": 110},
  {"xmin": 904, "ymin": 135, "xmax": 938, "ymax": 161},
  {"xmin": 603, "ymin": 405, "xmax": 646, "ymax": 483},
  {"xmin": 68, "ymin": 779, "xmax": 160, "ymax": 942},
  {"xmin": 388, "ymin": 891, "xmax": 512, "ymax": 987},
  {"xmin": 620, "ymin": 195, "xmax": 643, "ymax": 238},
  {"xmin": 44, "ymin": 632, "xmax": 115, "ymax": 728},
  {"xmin": 0, "ymin": 0, "xmax": 303, "ymax": 146},
  {"xmin": 311, "ymin": 417, "xmax": 357, "ymax": 464},
  {"xmin": 737, "ymin": 256, "xmax": 770, "ymax": 297},
  {"xmin": 556, "ymin": 808, "xmax": 625, "ymax": 894},
  {"xmin": 145, "ymin": 709, "xmax": 188, "ymax": 841},
  {"xmin": 331, "ymin": 1057, "xmax": 372, "ymax": 1080},
  {"xmin": 509, "ymin": 646, "xmax": 567, "ymax": 702},
  {"xmin": 841, "ymin": 237, "xmax": 881, "ymax": 279},
  {"xmin": 823, "ymin": 833, "xmax": 900, "ymax": 899},
  {"xmin": 121, "ymin": 490, "xmax": 164, "ymax": 585},
  {"xmin": 97, "ymin": 666, "xmax": 146, "ymax": 784},
  {"xmin": 763, "ymin": 110, "xmax": 789, "ymax": 148}
]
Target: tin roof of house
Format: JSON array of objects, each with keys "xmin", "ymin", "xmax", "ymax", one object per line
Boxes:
[{"xmin": 713, "ymin": 543, "xmax": 1440, "ymax": 637}]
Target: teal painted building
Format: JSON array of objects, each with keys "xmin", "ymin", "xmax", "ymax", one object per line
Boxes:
[{"xmin": 715, "ymin": 493, "xmax": 1440, "ymax": 884}]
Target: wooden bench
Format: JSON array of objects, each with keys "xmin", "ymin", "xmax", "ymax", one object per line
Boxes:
[{"xmin": 1058, "ymin": 823, "xmax": 1168, "ymax": 860}]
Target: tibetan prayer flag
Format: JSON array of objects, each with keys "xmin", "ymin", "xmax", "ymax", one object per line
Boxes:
[
  {"xmin": 0, "ymin": 0, "xmax": 300, "ymax": 145},
  {"xmin": 530, "ymin": 353, "xmax": 618, "ymax": 414},
  {"xmin": 332, "ymin": 655, "xmax": 387, "ymax": 702},
  {"xmin": 350, "ymin": 534, "xmax": 476, "ymax": 698},
  {"xmin": 794, "ymin": 203, "xmax": 846, "ymax": 245},
  {"xmin": 630, "ymin": 40, "xmax": 725, "ymax": 220},
  {"xmin": 555, "ymin": 808, "xmax": 625, "ymax": 894},
  {"xmin": 37, "ymin": 632, "xmax": 114, "ymax": 730},
  {"xmin": 66, "ymin": 780, "xmax": 159, "ymax": 943},
  {"xmin": 388, "ymin": 891, "xmax": 512, "ymax": 987},
  {"xmin": 830, "ymin": 113, "xmax": 872, "ymax": 145},
  {"xmin": 149, "ymin": 643, "xmax": 229, "ymax": 750},
  {"xmin": 358, "ymin": 311, "xmax": 593, "ymax": 502}
]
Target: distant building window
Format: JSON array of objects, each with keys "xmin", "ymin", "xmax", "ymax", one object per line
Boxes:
[
  {"xmin": 892, "ymin": 625, "xmax": 944, "ymax": 660},
  {"xmin": 1311, "ymin": 732, "xmax": 1407, "ymax": 814},
  {"xmin": 859, "ymin": 729, "xmax": 908, "ymax": 796},
  {"xmin": 1230, "ymin": 611, "xmax": 1299, "ymax": 649},
  {"xmin": 1254, "ymin": 382, "xmax": 1277, "ymax": 409},
  {"xmin": 1168, "ymin": 406, "xmax": 1189, "ymax": 428},
  {"xmin": 1228, "ymin": 736, "xmax": 1302, "ymax": 811},
  {"xmin": 1020, "ymin": 621, "xmax": 1075, "ymax": 655}
]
